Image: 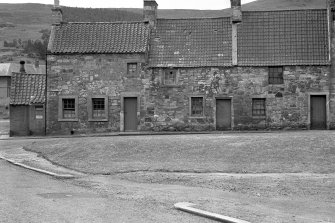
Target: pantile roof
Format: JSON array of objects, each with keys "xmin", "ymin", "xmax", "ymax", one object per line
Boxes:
[
  {"xmin": 238, "ymin": 10, "xmax": 329, "ymax": 66},
  {"xmin": 148, "ymin": 18, "xmax": 232, "ymax": 67},
  {"xmin": 10, "ymin": 72, "xmax": 46, "ymax": 105},
  {"xmin": 0, "ymin": 63, "xmax": 45, "ymax": 76},
  {"xmin": 49, "ymin": 22, "xmax": 150, "ymax": 54}
]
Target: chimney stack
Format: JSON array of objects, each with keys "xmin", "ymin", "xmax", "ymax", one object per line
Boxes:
[
  {"xmin": 35, "ymin": 60, "xmax": 39, "ymax": 69},
  {"xmin": 144, "ymin": 0, "xmax": 158, "ymax": 28},
  {"xmin": 231, "ymin": 0, "xmax": 242, "ymax": 23},
  {"xmin": 20, "ymin": 61, "xmax": 26, "ymax": 73},
  {"xmin": 52, "ymin": 0, "xmax": 62, "ymax": 25}
]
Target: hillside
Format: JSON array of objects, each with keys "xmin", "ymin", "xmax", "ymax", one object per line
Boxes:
[{"xmin": 0, "ymin": 0, "xmax": 328, "ymax": 63}]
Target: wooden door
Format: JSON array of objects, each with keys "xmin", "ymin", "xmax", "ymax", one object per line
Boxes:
[
  {"xmin": 124, "ymin": 97, "xmax": 137, "ymax": 131},
  {"xmin": 310, "ymin": 95, "xmax": 326, "ymax": 129},
  {"xmin": 216, "ymin": 99, "xmax": 231, "ymax": 130}
]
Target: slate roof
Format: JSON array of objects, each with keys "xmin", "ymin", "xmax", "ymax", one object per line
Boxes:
[
  {"xmin": 49, "ymin": 22, "xmax": 150, "ymax": 54},
  {"xmin": 148, "ymin": 18, "xmax": 232, "ymax": 67},
  {"xmin": 10, "ymin": 72, "xmax": 46, "ymax": 105},
  {"xmin": 0, "ymin": 63, "xmax": 46, "ymax": 76},
  {"xmin": 238, "ymin": 10, "xmax": 329, "ymax": 66}
]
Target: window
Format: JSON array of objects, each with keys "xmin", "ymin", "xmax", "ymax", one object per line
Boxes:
[
  {"xmin": 268, "ymin": 67, "xmax": 284, "ymax": 84},
  {"xmin": 127, "ymin": 63, "xmax": 138, "ymax": 76},
  {"xmin": 164, "ymin": 69, "xmax": 177, "ymax": 85},
  {"xmin": 58, "ymin": 96, "xmax": 78, "ymax": 121},
  {"xmin": 88, "ymin": 96, "xmax": 108, "ymax": 121},
  {"xmin": 92, "ymin": 98, "xmax": 105, "ymax": 118},
  {"xmin": 35, "ymin": 105, "xmax": 43, "ymax": 120},
  {"xmin": 191, "ymin": 97, "xmax": 204, "ymax": 116},
  {"xmin": 252, "ymin": 99, "xmax": 266, "ymax": 117},
  {"xmin": 63, "ymin": 99, "xmax": 76, "ymax": 118}
]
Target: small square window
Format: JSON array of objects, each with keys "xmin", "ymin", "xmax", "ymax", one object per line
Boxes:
[
  {"xmin": 268, "ymin": 67, "xmax": 284, "ymax": 84},
  {"xmin": 191, "ymin": 97, "xmax": 204, "ymax": 116},
  {"xmin": 164, "ymin": 69, "xmax": 177, "ymax": 85},
  {"xmin": 92, "ymin": 98, "xmax": 105, "ymax": 118},
  {"xmin": 252, "ymin": 99, "xmax": 266, "ymax": 117},
  {"xmin": 127, "ymin": 63, "xmax": 138, "ymax": 76},
  {"xmin": 63, "ymin": 99, "xmax": 76, "ymax": 119}
]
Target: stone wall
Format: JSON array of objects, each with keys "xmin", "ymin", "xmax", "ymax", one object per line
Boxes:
[
  {"xmin": 143, "ymin": 66, "xmax": 330, "ymax": 131},
  {"xmin": 47, "ymin": 53, "xmax": 330, "ymax": 134},
  {"xmin": 46, "ymin": 54, "xmax": 148, "ymax": 135}
]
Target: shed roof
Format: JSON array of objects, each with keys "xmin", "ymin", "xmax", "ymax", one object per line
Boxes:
[
  {"xmin": 148, "ymin": 17, "xmax": 232, "ymax": 67},
  {"xmin": 49, "ymin": 21, "xmax": 150, "ymax": 54},
  {"xmin": 0, "ymin": 63, "xmax": 46, "ymax": 76},
  {"xmin": 10, "ymin": 72, "xmax": 46, "ymax": 105},
  {"xmin": 238, "ymin": 10, "xmax": 329, "ymax": 66}
]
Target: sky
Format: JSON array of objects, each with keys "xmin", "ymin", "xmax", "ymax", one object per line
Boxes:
[{"xmin": 0, "ymin": 0, "xmax": 257, "ymax": 9}]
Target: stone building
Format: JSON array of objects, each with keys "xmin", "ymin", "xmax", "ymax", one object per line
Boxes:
[
  {"xmin": 9, "ymin": 61, "xmax": 46, "ymax": 136},
  {"xmin": 46, "ymin": 0, "xmax": 335, "ymax": 135}
]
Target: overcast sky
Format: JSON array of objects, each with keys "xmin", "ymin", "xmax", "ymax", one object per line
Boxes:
[{"xmin": 0, "ymin": 0, "xmax": 256, "ymax": 9}]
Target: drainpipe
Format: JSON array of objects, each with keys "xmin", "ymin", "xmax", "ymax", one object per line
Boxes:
[{"xmin": 328, "ymin": 0, "xmax": 335, "ymax": 129}]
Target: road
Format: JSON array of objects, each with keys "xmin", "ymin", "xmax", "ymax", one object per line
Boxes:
[
  {"xmin": 0, "ymin": 158, "xmax": 215, "ymax": 223},
  {"xmin": 0, "ymin": 159, "xmax": 117, "ymax": 223}
]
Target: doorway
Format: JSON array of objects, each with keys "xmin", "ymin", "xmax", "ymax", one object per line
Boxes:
[
  {"xmin": 124, "ymin": 97, "xmax": 138, "ymax": 131},
  {"xmin": 216, "ymin": 99, "xmax": 232, "ymax": 130},
  {"xmin": 310, "ymin": 95, "xmax": 327, "ymax": 130}
]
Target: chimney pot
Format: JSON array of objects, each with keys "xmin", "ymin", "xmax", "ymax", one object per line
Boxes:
[{"xmin": 20, "ymin": 61, "xmax": 26, "ymax": 73}]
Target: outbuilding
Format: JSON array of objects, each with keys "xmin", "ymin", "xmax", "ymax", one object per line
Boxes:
[{"xmin": 9, "ymin": 62, "xmax": 46, "ymax": 136}]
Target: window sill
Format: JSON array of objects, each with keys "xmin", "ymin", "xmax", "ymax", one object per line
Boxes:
[
  {"xmin": 58, "ymin": 118, "xmax": 79, "ymax": 122},
  {"xmin": 268, "ymin": 83, "xmax": 284, "ymax": 86},
  {"xmin": 189, "ymin": 116, "xmax": 206, "ymax": 119},
  {"xmin": 252, "ymin": 116, "xmax": 266, "ymax": 119},
  {"xmin": 88, "ymin": 118, "xmax": 108, "ymax": 122}
]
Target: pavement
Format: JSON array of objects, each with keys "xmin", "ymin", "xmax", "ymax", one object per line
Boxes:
[{"xmin": 0, "ymin": 147, "xmax": 85, "ymax": 178}]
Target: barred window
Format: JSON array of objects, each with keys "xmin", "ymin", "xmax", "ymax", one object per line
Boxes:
[
  {"xmin": 92, "ymin": 98, "xmax": 105, "ymax": 118},
  {"xmin": 268, "ymin": 67, "xmax": 283, "ymax": 84},
  {"xmin": 252, "ymin": 99, "xmax": 266, "ymax": 117},
  {"xmin": 191, "ymin": 97, "xmax": 204, "ymax": 116},
  {"xmin": 127, "ymin": 63, "xmax": 137, "ymax": 75},
  {"xmin": 164, "ymin": 69, "xmax": 176, "ymax": 85},
  {"xmin": 63, "ymin": 99, "xmax": 76, "ymax": 119}
]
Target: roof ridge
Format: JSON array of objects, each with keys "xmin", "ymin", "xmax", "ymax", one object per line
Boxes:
[
  {"xmin": 157, "ymin": 17, "xmax": 230, "ymax": 21},
  {"xmin": 243, "ymin": 8, "xmax": 327, "ymax": 13},
  {"xmin": 63, "ymin": 21, "xmax": 146, "ymax": 24}
]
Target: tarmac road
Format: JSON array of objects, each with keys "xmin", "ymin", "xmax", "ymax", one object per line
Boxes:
[
  {"xmin": 0, "ymin": 159, "xmax": 116, "ymax": 223},
  {"xmin": 0, "ymin": 159, "xmax": 215, "ymax": 223}
]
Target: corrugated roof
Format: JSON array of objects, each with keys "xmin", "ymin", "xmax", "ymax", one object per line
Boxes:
[
  {"xmin": 0, "ymin": 63, "xmax": 46, "ymax": 76},
  {"xmin": 238, "ymin": 10, "xmax": 329, "ymax": 66},
  {"xmin": 148, "ymin": 18, "xmax": 232, "ymax": 67},
  {"xmin": 10, "ymin": 72, "xmax": 46, "ymax": 105},
  {"xmin": 49, "ymin": 22, "xmax": 150, "ymax": 54}
]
